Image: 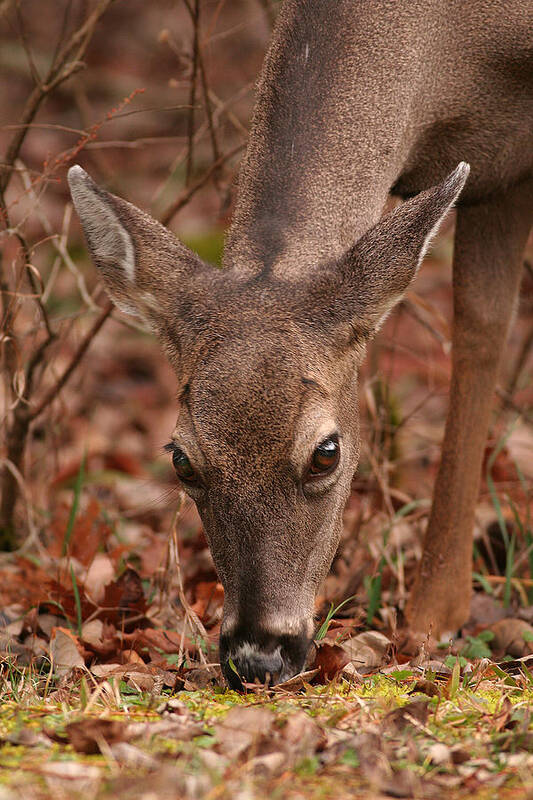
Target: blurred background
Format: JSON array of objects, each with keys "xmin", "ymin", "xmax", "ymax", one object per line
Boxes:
[{"xmin": 1, "ymin": 0, "xmax": 532, "ymax": 651}]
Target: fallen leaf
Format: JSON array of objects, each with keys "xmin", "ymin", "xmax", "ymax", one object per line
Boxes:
[
  {"xmin": 84, "ymin": 554, "xmax": 115, "ymax": 603},
  {"xmin": 183, "ymin": 665, "xmax": 221, "ymax": 690},
  {"xmin": 409, "ymin": 679, "xmax": 441, "ymax": 698},
  {"xmin": 341, "ymin": 630, "xmax": 391, "ymax": 672},
  {"xmin": 312, "ymin": 642, "xmax": 350, "ymax": 682},
  {"xmin": 109, "ymin": 742, "xmax": 158, "ymax": 768},
  {"xmin": 427, "ymin": 742, "xmax": 452, "ymax": 765},
  {"xmin": 42, "ymin": 762, "xmax": 101, "ymax": 800},
  {"xmin": 213, "ymin": 706, "xmax": 275, "ymax": 757},
  {"xmin": 101, "ymin": 566, "xmax": 146, "ymax": 624},
  {"xmin": 272, "ymin": 669, "xmax": 319, "ymax": 692},
  {"xmin": 281, "ymin": 710, "xmax": 326, "ymax": 758},
  {"xmin": 50, "ymin": 627, "xmax": 85, "ymax": 675},
  {"xmin": 190, "ymin": 581, "xmax": 224, "ymax": 623},
  {"xmin": 65, "ymin": 718, "xmax": 130, "ymax": 754},
  {"xmin": 490, "ymin": 619, "xmax": 533, "ymax": 658},
  {"xmin": 382, "ymin": 700, "xmax": 429, "ymax": 734},
  {"xmin": 127, "ymin": 718, "xmax": 204, "ymax": 742}
]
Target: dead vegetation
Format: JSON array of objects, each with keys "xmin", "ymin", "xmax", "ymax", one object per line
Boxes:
[{"xmin": 0, "ymin": 1, "xmax": 532, "ymax": 798}]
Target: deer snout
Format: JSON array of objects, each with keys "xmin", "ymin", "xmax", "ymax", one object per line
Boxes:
[
  {"xmin": 223, "ymin": 643, "xmax": 284, "ymax": 688},
  {"xmin": 219, "ymin": 622, "xmax": 312, "ymax": 689}
]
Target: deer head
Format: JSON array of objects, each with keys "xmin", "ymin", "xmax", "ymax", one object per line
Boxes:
[{"xmin": 68, "ymin": 162, "xmax": 469, "ymax": 687}]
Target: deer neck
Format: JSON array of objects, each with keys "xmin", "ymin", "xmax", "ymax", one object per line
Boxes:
[{"xmin": 225, "ymin": 0, "xmax": 435, "ymax": 277}]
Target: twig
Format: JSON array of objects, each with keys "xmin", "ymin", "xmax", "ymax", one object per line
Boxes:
[
  {"xmin": 495, "ymin": 387, "xmax": 533, "ymax": 426},
  {"xmin": 184, "ymin": 0, "xmax": 200, "ymax": 187},
  {"xmin": 161, "ymin": 141, "xmax": 244, "ymax": 226},
  {"xmin": 29, "ymin": 300, "xmax": 113, "ymax": 422},
  {"xmin": 0, "ymin": 0, "xmax": 114, "ymax": 206},
  {"xmin": 198, "ymin": 44, "xmax": 221, "ymax": 185},
  {"xmin": 17, "ymin": 159, "xmax": 96, "ymax": 309}
]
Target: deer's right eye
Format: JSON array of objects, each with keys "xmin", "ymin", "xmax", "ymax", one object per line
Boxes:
[{"xmin": 166, "ymin": 444, "xmax": 199, "ymax": 485}]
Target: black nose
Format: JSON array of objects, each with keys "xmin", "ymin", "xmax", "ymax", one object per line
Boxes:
[
  {"xmin": 223, "ymin": 647, "xmax": 284, "ymax": 689},
  {"xmin": 220, "ymin": 626, "xmax": 311, "ymax": 690}
]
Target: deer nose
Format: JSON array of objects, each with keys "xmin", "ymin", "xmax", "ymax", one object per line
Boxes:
[{"xmin": 223, "ymin": 644, "xmax": 284, "ymax": 689}]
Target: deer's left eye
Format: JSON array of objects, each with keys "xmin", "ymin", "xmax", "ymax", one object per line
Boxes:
[{"xmin": 306, "ymin": 435, "xmax": 340, "ymax": 480}]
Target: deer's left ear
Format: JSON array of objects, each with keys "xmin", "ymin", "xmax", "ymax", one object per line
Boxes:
[
  {"xmin": 68, "ymin": 166, "xmax": 207, "ymax": 323},
  {"xmin": 339, "ymin": 162, "xmax": 470, "ymax": 335}
]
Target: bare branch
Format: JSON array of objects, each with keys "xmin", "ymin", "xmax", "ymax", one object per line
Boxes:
[{"xmin": 161, "ymin": 141, "xmax": 244, "ymax": 226}]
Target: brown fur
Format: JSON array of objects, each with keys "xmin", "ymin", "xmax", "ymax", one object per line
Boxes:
[{"xmin": 68, "ymin": 0, "xmax": 533, "ymax": 685}]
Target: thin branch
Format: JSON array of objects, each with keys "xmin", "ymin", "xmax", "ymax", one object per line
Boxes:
[
  {"xmin": 0, "ymin": 0, "xmax": 114, "ymax": 205},
  {"xmin": 184, "ymin": 0, "xmax": 200, "ymax": 187},
  {"xmin": 160, "ymin": 141, "xmax": 244, "ymax": 226},
  {"xmin": 29, "ymin": 300, "xmax": 113, "ymax": 422}
]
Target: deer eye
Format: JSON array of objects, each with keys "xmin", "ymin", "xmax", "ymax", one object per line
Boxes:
[
  {"xmin": 170, "ymin": 446, "xmax": 198, "ymax": 484},
  {"xmin": 306, "ymin": 435, "xmax": 340, "ymax": 480}
]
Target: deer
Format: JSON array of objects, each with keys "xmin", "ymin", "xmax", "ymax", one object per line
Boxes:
[{"xmin": 68, "ymin": 0, "xmax": 533, "ymax": 688}]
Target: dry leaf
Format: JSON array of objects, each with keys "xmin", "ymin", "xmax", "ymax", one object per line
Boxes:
[
  {"xmin": 341, "ymin": 630, "xmax": 391, "ymax": 672},
  {"xmin": 427, "ymin": 742, "xmax": 452, "ymax": 765},
  {"xmin": 409, "ymin": 679, "xmax": 441, "ymax": 698},
  {"xmin": 84, "ymin": 554, "xmax": 115, "ymax": 603},
  {"xmin": 312, "ymin": 642, "xmax": 350, "ymax": 682},
  {"xmin": 213, "ymin": 706, "xmax": 275, "ymax": 757},
  {"xmin": 50, "ymin": 627, "xmax": 85, "ymax": 675},
  {"xmin": 42, "ymin": 761, "xmax": 101, "ymax": 800},
  {"xmin": 65, "ymin": 718, "xmax": 130, "ymax": 754},
  {"xmin": 383, "ymin": 700, "xmax": 429, "ymax": 734},
  {"xmin": 490, "ymin": 619, "xmax": 533, "ymax": 658},
  {"xmin": 281, "ymin": 710, "xmax": 326, "ymax": 758}
]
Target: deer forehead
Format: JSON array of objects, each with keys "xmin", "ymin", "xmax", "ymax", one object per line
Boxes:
[{"xmin": 171, "ymin": 335, "xmax": 343, "ymax": 469}]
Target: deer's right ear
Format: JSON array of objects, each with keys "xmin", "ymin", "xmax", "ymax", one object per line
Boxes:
[{"xmin": 68, "ymin": 166, "xmax": 206, "ymax": 323}]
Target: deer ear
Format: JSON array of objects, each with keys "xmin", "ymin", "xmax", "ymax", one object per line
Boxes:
[
  {"xmin": 68, "ymin": 166, "xmax": 205, "ymax": 323},
  {"xmin": 340, "ymin": 162, "xmax": 470, "ymax": 335}
]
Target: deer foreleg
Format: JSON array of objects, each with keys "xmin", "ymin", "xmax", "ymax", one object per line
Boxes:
[{"xmin": 406, "ymin": 179, "xmax": 533, "ymax": 636}]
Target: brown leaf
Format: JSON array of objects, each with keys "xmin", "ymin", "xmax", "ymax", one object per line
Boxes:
[
  {"xmin": 90, "ymin": 662, "xmax": 177, "ymax": 691},
  {"xmin": 341, "ymin": 630, "xmax": 392, "ymax": 672},
  {"xmin": 409, "ymin": 679, "xmax": 441, "ymax": 698},
  {"xmin": 127, "ymin": 718, "xmax": 204, "ymax": 742},
  {"xmin": 213, "ymin": 706, "xmax": 275, "ymax": 757},
  {"xmin": 48, "ymin": 497, "xmax": 112, "ymax": 565},
  {"xmin": 183, "ymin": 665, "xmax": 221, "ymax": 690},
  {"xmin": 383, "ymin": 700, "xmax": 429, "ymax": 734},
  {"xmin": 65, "ymin": 718, "xmax": 129, "ymax": 755},
  {"xmin": 127, "ymin": 626, "xmax": 196, "ymax": 655},
  {"xmin": 81, "ymin": 619, "xmax": 118, "ymax": 657},
  {"xmin": 190, "ymin": 581, "xmax": 224, "ymax": 624},
  {"xmin": 281, "ymin": 711, "xmax": 326, "ymax": 758},
  {"xmin": 102, "ymin": 566, "xmax": 146, "ymax": 623},
  {"xmin": 490, "ymin": 619, "xmax": 533, "ymax": 658},
  {"xmin": 84, "ymin": 554, "xmax": 115, "ymax": 604},
  {"xmin": 272, "ymin": 669, "xmax": 319, "ymax": 692},
  {"xmin": 50, "ymin": 627, "xmax": 85, "ymax": 675},
  {"xmin": 312, "ymin": 642, "xmax": 350, "ymax": 682},
  {"xmin": 42, "ymin": 761, "xmax": 101, "ymax": 799}
]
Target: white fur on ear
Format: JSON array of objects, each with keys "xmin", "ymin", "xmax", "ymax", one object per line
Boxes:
[
  {"xmin": 417, "ymin": 161, "xmax": 470, "ymax": 267},
  {"xmin": 68, "ymin": 165, "xmax": 136, "ymax": 283}
]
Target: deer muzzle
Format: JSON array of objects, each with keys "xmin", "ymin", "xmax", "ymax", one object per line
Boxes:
[{"xmin": 219, "ymin": 617, "xmax": 313, "ymax": 689}]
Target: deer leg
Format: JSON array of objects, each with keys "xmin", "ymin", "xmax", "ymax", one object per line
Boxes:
[{"xmin": 406, "ymin": 180, "xmax": 533, "ymax": 636}]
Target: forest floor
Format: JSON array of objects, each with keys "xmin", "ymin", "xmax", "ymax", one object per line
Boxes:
[{"xmin": 1, "ymin": 659, "xmax": 533, "ymax": 800}]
